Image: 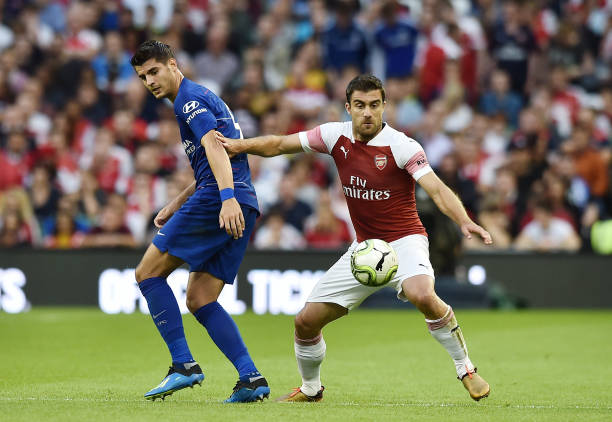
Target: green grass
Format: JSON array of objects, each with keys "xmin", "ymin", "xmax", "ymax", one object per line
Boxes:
[{"xmin": 1, "ymin": 309, "xmax": 611, "ymax": 421}]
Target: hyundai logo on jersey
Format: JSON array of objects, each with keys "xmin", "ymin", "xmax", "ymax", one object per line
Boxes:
[{"xmin": 182, "ymin": 100, "xmax": 199, "ymax": 113}]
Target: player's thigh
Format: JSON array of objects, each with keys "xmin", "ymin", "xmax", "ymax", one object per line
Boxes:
[
  {"xmin": 387, "ymin": 234, "xmax": 436, "ymax": 301},
  {"xmin": 135, "ymin": 243, "xmax": 184, "ymax": 282},
  {"xmin": 185, "ymin": 271, "xmax": 225, "ymax": 312},
  {"xmin": 307, "ymin": 241, "xmax": 384, "ymax": 310},
  {"xmin": 296, "ymin": 302, "xmax": 348, "ymax": 336}
]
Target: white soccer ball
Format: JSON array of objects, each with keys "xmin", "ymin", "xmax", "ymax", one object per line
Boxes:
[{"xmin": 350, "ymin": 239, "xmax": 398, "ymax": 287}]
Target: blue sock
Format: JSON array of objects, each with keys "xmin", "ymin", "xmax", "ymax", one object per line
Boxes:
[
  {"xmin": 138, "ymin": 277, "xmax": 194, "ymax": 365},
  {"xmin": 193, "ymin": 301, "xmax": 258, "ymax": 379}
]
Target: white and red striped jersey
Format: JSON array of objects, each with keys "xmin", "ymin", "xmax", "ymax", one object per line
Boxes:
[{"xmin": 299, "ymin": 121, "xmax": 432, "ymax": 243}]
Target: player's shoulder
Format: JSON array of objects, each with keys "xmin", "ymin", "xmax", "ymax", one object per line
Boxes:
[
  {"xmin": 320, "ymin": 121, "xmax": 352, "ymax": 135},
  {"xmin": 371, "ymin": 124, "xmax": 420, "ymax": 147},
  {"xmin": 373, "ymin": 124, "xmax": 426, "ymax": 167},
  {"xmin": 174, "ymin": 79, "xmax": 216, "ymax": 116}
]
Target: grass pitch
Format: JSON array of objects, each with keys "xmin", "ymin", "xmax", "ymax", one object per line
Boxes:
[{"xmin": 1, "ymin": 308, "xmax": 611, "ymax": 421}]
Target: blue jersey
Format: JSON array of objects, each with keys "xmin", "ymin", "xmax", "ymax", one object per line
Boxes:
[
  {"xmin": 375, "ymin": 20, "xmax": 419, "ymax": 78},
  {"xmin": 173, "ymin": 78, "xmax": 258, "ymax": 212}
]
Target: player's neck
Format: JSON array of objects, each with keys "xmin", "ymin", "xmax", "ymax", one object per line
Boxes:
[
  {"xmin": 353, "ymin": 125, "xmax": 384, "ymax": 143},
  {"xmin": 168, "ymin": 72, "xmax": 185, "ymax": 103}
]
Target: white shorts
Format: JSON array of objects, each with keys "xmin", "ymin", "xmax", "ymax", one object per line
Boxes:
[{"xmin": 307, "ymin": 234, "xmax": 435, "ymax": 310}]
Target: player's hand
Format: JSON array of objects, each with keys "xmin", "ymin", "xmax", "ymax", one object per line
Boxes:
[
  {"xmin": 215, "ymin": 131, "xmax": 243, "ymax": 158},
  {"xmin": 460, "ymin": 222, "xmax": 493, "ymax": 245},
  {"xmin": 219, "ymin": 197, "xmax": 245, "ymax": 239},
  {"xmin": 154, "ymin": 202, "xmax": 179, "ymax": 228}
]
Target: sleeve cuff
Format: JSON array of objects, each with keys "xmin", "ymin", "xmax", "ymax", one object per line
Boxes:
[
  {"xmin": 412, "ymin": 166, "xmax": 433, "ymax": 181},
  {"xmin": 298, "ymin": 131, "xmax": 313, "ymax": 153}
]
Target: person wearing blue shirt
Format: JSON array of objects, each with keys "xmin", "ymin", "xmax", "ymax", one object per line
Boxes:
[
  {"xmin": 321, "ymin": 5, "xmax": 369, "ymax": 73},
  {"xmin": 130, "ymin": 40, "xmax": 269, "ymax": 403},
  {"xmin": 479, "ymin": 68, "xmax": 523, "ymax": 128},
  {"xmin": 91, "ymin": 32, "xmax": 134, "ymax": 93},
  {"xmin": 374, "ymin": 2, "xmax": 419, "ymax": 79}
]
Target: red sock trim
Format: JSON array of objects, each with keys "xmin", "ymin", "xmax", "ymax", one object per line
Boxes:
[
  {"xmin": 295, "ymin": 332, "xmax": 322, "ymax": 346},
  {"xmin": 426, "ymin": 307, "xmax": 454, "ymax": 331}
]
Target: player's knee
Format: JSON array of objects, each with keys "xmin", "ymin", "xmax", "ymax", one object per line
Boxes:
[
  {"xmin": 185, "ymin": 291, "xmax": 215, "ymax": 313},
  {"xmin": 294, "ymin": 313, "xmax": 321, "ymax": 338},
  {"xmin": 185, "ymin": 296, "xmax": 200, "ymax": 313},
  {"xmin": 406, "ymin": 286, "xmax": 436, "ymax": 309},
  {"xmin": 134, "ymin": 263, "xmax": 149, "ymax": 283}
]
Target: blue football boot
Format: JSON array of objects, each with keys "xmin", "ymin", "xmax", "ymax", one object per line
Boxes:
[
  {"xmin": 144, "ymin": 363, "xmax": 204, "ymax": 401},
  {"xmin": 224, "ymin": 374, "xmax": 270, "ymax": 403}
]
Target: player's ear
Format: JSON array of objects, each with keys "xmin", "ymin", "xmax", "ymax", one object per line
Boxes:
[
  {"xmin": 167, "ymin": 58, "xmax": 177, "ymax": 69},
  {"xmin": 345, "ymin": 102, "xmax": 351, "ymax": 114}
]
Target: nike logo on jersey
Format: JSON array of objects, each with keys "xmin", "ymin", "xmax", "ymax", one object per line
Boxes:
[
  {"xmin": 157, "ymin": 231, "xmax": 166, "ymax": 236},
  {"xmin": 340, "ymin": 145, "xmax": 349, "ymax": 159}
]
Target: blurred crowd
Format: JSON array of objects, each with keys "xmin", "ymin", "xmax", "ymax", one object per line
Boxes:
[{"xmin": 1, "ymin": 0, "xmax": 611, "ymax": 257}]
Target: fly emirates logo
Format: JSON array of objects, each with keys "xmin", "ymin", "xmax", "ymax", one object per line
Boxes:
[{"xmin": 343, "ymin": 176, "xmax": 390, "ymax": 201}]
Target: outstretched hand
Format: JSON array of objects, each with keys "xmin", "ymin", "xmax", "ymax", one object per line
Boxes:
[
  {"xmin": 215, "ymin": 131, "xmax": 241, "ymax": 158},
  {"xmin": 461, "ymin": 222, "xmax": 493, "ymax": 245}
]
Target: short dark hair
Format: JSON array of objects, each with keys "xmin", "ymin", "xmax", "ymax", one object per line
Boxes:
[
  {"xmin": 345, "ymin": 74, "xmax": 386, "ymax": 103},
  {"xmin": 130, "ymin": 40, "xmax": 175, "ymax": 67}
]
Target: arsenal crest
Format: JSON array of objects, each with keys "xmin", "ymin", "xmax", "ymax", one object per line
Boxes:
[{"xmin": 374, "ymin": 154, "xmax": 387, "ymax": 170}]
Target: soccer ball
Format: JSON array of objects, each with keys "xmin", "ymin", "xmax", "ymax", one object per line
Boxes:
[{"xmin": 350, "ymin": 239, "xmax": 398, "ymax": 287}]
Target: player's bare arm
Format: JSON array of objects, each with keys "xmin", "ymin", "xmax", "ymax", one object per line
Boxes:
[
  {"xmin": 418, "ymin": 172, "xmax": 493, "ymax": 244},
  {"xmin": 201, "ymin": 130, "xmax": 244, "ymax": 239},
  {"xmin": 154, "ymin": 181, "xmax": 196, "ymax": 228},
  {"xmin": 216, "ymin": 132, "xmax": 303, "ymax": 157}
]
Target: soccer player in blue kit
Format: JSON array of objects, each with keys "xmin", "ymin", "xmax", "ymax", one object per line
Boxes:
[{"xmin": 129, "ymin": 40, "xmax": 269, "ymax": 403}]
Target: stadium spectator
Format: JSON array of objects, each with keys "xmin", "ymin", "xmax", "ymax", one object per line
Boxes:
[
  {"xmin": 81, "ymin": 197, "xmax": 136, "ymax": 248},
  {"xmin": 28, "ymin": 163, "xmax": 60, "ymax": 225},
  {"xmin": 561, "ymin": 126, "xmax": 609, "ymax": 200},
  {"xmin": 253, "ymin": 207, "xmax": 306, "ymax": 250},
  {"xmin": 268, "ymin": 174, "xmax": 312, "ymax": 232},
  {"xmin": 304, "ymin": 191, "xmax": 352, "ymax": 249},
  {"xmin": 91, "ymin": 31, "xmax": 134, "ymax": 94},
  {"xmin": 374, "ymin": 0, "xmax": 419, "ymax": 79},
  {"xmin": 0, "ymin": 130, "xmax": 33, "ymax": 191},
  {"xmin": 80, "ymin": 127, "xmax": 133, "ymax": 195},
  {"xmin": 194, "ymin": 20, "xmax": 239, "ymax": 93},
  {"xmin": 43, "ymin": 209, "xmax": 86, "ymax": 249},
  {"xmin": 321, "ymin": 0, "xmax": 369, "ymax": 74},
  {"xmin": 488, "ymin": 0, "xmax": 537, "ymax": 94},
  {"xmin": 479, "ymin": 68, "xmax": 523, "ymax": 128},
  {"xmin": 385, "ymin": 75, "xmax": 423, "ymax": 133},
  {"xmin": 0, "ymin": 188, "xmax": 39, "ymax": 247},
  {"xmin": 464, "ymin": 193, "xmax": 512, "ymax": 251},
  {"xmin": 514, "ymin": 199, "xmax": 581, "ymax": 252}
]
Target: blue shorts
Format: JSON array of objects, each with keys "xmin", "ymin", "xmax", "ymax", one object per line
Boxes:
[{"xmin": 152, "ymin": 199, "xmax": 258, "ymax": 284}]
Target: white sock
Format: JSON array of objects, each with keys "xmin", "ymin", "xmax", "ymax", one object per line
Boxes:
[
  {"xmin": 426, "ymin": 306, "xmax": 475, "ymax": 378},
  {"xmin": 294, "ymin": 333, "xmax": 326, "ymax": 396}
]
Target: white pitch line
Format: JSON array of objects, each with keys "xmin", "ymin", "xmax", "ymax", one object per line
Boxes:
[{"xmin": 0, "ymin": 397, "xmax": 610, "ymax": 410}]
